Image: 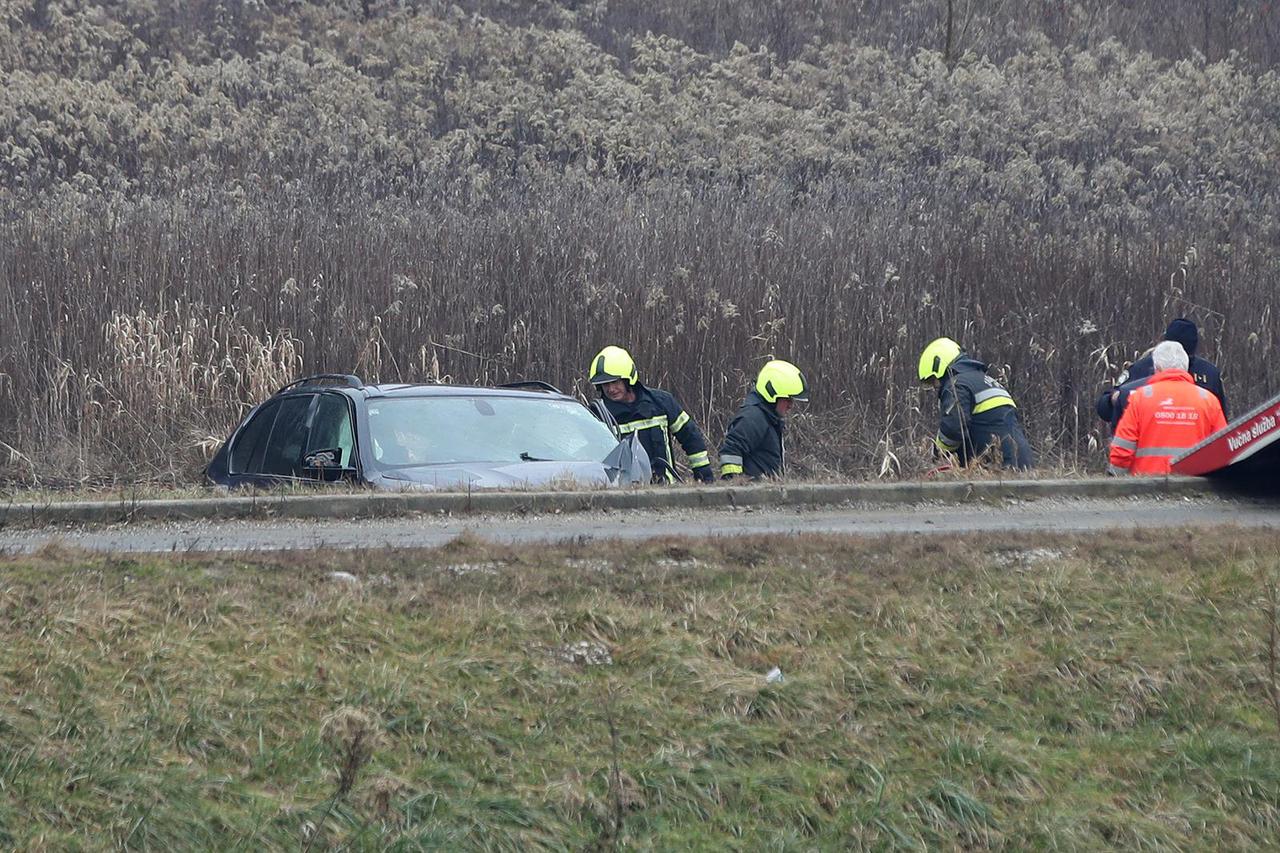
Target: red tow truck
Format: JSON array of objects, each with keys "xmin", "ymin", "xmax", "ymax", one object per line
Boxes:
[{"xmin": 1172, "ymin": 391, "xmax": 1280, "ymax": 479}]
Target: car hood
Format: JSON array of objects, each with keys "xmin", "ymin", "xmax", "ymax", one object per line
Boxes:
[{"xmin": 372, "ymin": 460, "xmax": 612, "ymax": 491}]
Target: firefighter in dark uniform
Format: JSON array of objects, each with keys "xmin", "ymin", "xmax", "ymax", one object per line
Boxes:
[
  {"xmin": 1095, "ymin": 318, "xmax": 1227, "ymax": 432},
  {"xmin": 719, "ymin": 360, "xmax": 808, "ymax": 480},
  {"xmin": 589, "ymin": 345, "xmax": 715, "ymax": 483},
  {"xmin": 919, "ymin": 337, "xmax": 1034, "ymax": 470}
]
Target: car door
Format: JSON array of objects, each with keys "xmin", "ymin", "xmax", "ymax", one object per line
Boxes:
[{"xmin": 303, "ymin": 392, "xmax": 358, "ymax": 479}]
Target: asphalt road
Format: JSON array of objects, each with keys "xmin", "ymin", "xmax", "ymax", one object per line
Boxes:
[{"xmin": 2, "ymin": 495, "xmax": 1278, "ymax": 554}]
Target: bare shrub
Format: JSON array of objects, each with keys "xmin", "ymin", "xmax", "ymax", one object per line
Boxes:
[{"xmin": 12, "ymin": 304, "xmax": 302, "ymax": 485}]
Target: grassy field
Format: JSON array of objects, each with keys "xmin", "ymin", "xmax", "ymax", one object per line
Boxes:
[{"xmin": 2, "ymin": 530, "xmax": 1279, "ymax": 849}]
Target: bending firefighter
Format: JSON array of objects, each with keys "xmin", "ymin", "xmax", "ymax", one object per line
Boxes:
[
  {"xmin": 589, "ymin": 345, "xmax": 715, "ymax": 483},
  {"xmin": 719, "ymin": 360, "xmax": 808, "ymax": 480},
  {"xmin": 918, "ymin": 337, "xmax": 1034, "ymax": 470}
]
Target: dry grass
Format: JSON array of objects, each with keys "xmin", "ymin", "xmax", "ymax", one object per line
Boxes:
[{"xmin": 1, "ymin": 529, "xmax": 1278, "ymax": 848}]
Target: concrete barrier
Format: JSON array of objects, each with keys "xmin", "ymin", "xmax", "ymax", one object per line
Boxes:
[{"xmin": 0, "ymin": 476, "xmax": 1219, "ymax": 529}]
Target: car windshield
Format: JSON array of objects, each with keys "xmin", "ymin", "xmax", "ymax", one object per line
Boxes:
[{"xmin": 365, "ymin": 395, "xmax": 617, "ymax": 468}]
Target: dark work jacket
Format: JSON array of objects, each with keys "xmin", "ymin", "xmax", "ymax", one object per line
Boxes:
[
  {"xmin": 936, "ymin": 356, "xmax": 1034, "ymax": 469},
  {"xmin": 1095, "ymin": 353, "xmax": 1227, "ymax": 430},
  {"xmin": 601, "ymin": 383, "xmax": 710, "ymax": 481},
  {"xmin": 719, "ymin": 391, "xmax": 784, "ymax": 478}
]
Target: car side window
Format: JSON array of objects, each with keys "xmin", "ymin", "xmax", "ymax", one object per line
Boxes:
[
  {"xmin": 229, "ymin": 399, "xmax": 282, "ymax": 474},
  {"xmin": 308, "ymin": 393, "xmax": 355, "ymax": 467},
  {"xmin": 259, "ymin": 395, "xmax": 315, "ymax": 477}
]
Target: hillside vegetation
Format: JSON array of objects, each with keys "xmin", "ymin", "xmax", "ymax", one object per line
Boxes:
[{"xmin": 2, "ymin": 2, "xmax": 1279, "ymax": 482}]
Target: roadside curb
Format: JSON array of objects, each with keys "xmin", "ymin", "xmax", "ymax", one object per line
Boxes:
[{"xmin": 0, "ymin": 477, "xmax": 1219, "ymax": 529}]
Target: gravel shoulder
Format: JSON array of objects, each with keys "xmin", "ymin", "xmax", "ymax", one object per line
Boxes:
[{"xmin": 3, "ymin": 494, "xmax": 1276, "ymax": 554}]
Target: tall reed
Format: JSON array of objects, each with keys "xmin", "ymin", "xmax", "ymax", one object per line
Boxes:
[{"xmin": 2, "ymin": 178, "xmax": 1273, "ymax": 483}]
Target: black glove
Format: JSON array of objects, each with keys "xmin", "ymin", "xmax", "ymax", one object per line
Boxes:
[{"xmin": 694, "ymin": 466, "xmax": 715, "ymax": 484}]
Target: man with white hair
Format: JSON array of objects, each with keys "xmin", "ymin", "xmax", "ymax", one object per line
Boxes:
[
  {"xmin": 1096, "ymin": 317, "xmax": 1227, "ymax": 432},
  {"xmin": 1109, "ymin": 340, "xmax": 1227, "ymax": 475}
]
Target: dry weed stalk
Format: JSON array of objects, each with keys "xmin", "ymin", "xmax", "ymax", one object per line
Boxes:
[
  {"xmin": 320, "ymin": 706, "xmax": 382, "ymax": 796},
  {"xmin": 597, "ymin": 683, "xmax": 643, "ymax": 848},
  {"xmin": 304, "ymin": 706, "xmax": 385, "ymax": 851}
]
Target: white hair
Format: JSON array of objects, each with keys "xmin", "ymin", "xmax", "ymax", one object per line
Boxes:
[{"xmin": 1152, "ymin": 340, "xmax": 1189, "ymax": 372}]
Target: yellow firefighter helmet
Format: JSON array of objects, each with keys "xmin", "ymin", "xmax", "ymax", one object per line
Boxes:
[
  {"xmin": 589, "ymin": 345, "xmax": 639, "ymax": 385},
  {"xmin": 756, "ymin": 359, "xmax": 809, "ymax": 403},
  {"xmin": 918, "ymin": 337, "xmax": 962, "ymax": 381}
]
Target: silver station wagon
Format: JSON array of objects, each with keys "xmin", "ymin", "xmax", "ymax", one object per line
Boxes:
[{"xmin": 205, "ymin": 374, "xmax": 646, "ymax": 490}]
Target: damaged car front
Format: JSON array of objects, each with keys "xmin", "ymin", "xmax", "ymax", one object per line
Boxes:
[{"xmin": 359, "ymin": 387, "xmax": 630, "ymax": 490}]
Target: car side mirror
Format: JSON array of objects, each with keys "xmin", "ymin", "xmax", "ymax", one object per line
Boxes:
[{"xmin": 302, "ymin": 447, "xmax": 355, "ymax": 482}]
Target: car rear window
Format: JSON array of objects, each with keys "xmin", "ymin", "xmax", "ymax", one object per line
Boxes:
[
  {"xmin": 366, "ymin": 395, "xmax": 617, "ymax": 468},
  {"xmin": 259, "ymin": 395, "xmax": 314, "ymax": 476},
  {"xmin": 229, "ymin": 399, "xmax": 280, "ymax": 474}
]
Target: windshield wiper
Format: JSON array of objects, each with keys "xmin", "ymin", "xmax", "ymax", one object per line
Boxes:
[{"xmin": 519, "ymin": 452, "xmax": 551, "ymax": 462}]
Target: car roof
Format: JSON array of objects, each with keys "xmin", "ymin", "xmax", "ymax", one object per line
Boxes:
[
  {"xmin": 270, "ymin": 374, "xmax": 581, "ymax": 403},
  {"xmin": 360, "ymin": 383, "xmax": 576, "ymax": 401}
]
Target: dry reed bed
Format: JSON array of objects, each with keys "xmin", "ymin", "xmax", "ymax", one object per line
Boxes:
[
  {"xmin": 3, "ymin": 5, "xmax": 1279, "ymax": 485},
  {"xmin": 2, "ymin": 180, "xmax": 1277, "ymax": 484}
]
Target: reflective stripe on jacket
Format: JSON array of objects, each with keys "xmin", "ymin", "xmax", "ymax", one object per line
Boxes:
[
  {"xmin": 602, "ymin": 384, "xmax": 710, "ymax": 481},
  {"xmin": 936, "ymin": 356, "xmax": 1018, "ymax": 456},
  {"xmin": 1108, "ymin": 369, "xmax": 1227, "ymax": 475},
  {"xmin": 719, "ymin": 391, "xmax": 784, "ymax": 478}
]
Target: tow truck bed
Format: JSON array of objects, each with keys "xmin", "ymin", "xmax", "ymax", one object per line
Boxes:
[{"xmin": 1172, "ymin": 391, "xmax": 1280, "ymax": 479}]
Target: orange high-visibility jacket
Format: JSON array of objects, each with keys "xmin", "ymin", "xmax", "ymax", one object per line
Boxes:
[{"xmin": 1109, "ymin": 369, "xmax": 1227, "ymax": 475}]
